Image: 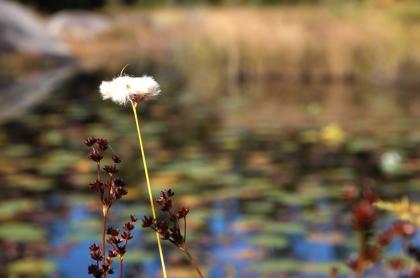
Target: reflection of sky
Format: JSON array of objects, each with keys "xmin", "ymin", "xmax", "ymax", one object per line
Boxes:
[
  {"xmin": 206, "ymin": 197, "xmax": 344, "ymax": 278},
  {"xmin": 51, "ymin": 200, "xmax": 92, "ymax": 278},
  {"xmin": 3, "ymin": 71, "xmax": 420, "ymax": 278},
  {"xmin": 208, "ymin": 199, "xmax": 258, "ymax": 278},
  {"xmin": 49, "ymin": 197, "xmax": 171, "ymax": 278},
  {"xmin": 295, "ymin": 199, "xmax": 336, "ymax": 263},
  {"xmin": 46, "ymin": 192, "xmax": 420, "ymax": 277}
]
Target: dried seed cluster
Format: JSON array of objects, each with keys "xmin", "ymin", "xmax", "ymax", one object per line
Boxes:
[
  {"xmin": 107, "ymin": 215, "xmax": 138, "ymax": 259},
  {"xmin": 343, "ymin": 185, "xmax": 418, "ymax": 276},
  {"xmin": 142, "ymin": 189, "xmax": 190, "ymax": 248},
  {"xmin": 85, "ymin": 137, "xmax": 134, "ymax": 278},
  {"xmin": 85, "ymin": 137, "xmax": 128, "ymax": 209}
]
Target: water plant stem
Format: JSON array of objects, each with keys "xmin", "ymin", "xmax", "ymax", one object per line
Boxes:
[
  {"xmin": 183, "ymin": 216, "xmax": 187, "ymax": 244},
  {"xmin": 102, "ymin": 206, "xmax": 109, "ymax": 278},
  {"xmin": 357, "ymin": 230, "xmax": 366, "ymax": 275},
  {"xmin": 181, "ymin": 245, "xmax": 204, "ymax": 278},
  {"xmin": 120, "ymin": 257, "xmax": 123, "ymax": 278},
  {"xmin": 131, "ymin": 102, "xmax": 168, "ymax": 278}
]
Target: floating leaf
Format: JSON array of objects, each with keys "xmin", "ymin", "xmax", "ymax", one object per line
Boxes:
[
  {"xmin": 0, "ymin": 223, "xmax": 45, "ymax": 242},
  {"xmin": 0, "ymin": 199, "xmax": 37, "ymax": 220},
  {"xmin": 249, "ymin": 234, "xmax": 288, "ymax": 249},
  {"xmin": 265, "ymin": 222, "xmax": 306, "ymax": 235},
  {"xmin": 72, "ymin": 219, "xmax": 101, "ymax": 232},
  {"xmin": 124, "ymin": 250, "xmax": 155, "ymax": 264},
  {"xmin": 243, "ymin": 201, "xmax": 275, "ymax": 214},
  {"xmin": 375, "ymin": 198, "xmax": 420, "ymax": 226},
  {"xmin": 8, "ymin": 258, "xmax": 56, "ymax": 276},
  {"xmin": 2, "ymin": 144, "xmax": 31, "ymax": 158},
  {"xmin": 68, "ymin": 231, "xmax": 97, "ymax": 243},
  {"xmin": 37, "ymin": 150, "xmax": 81, "ymax": 175},
  {"xmin": 249, "ymin": 259, "xmax": 300, "ymax": 273},
  {"xmin": 6, "ymin": 174, "xmax": 53, "ymax": 191}
]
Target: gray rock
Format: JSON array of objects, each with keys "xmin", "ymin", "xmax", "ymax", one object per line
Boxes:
[
  {"xmin": 0, "ymin": 1, "xmax": 76, "ymax": 121},
  {"xmin": 0, "ymin": 0, "xmax": 72, "ymax": 60},
  {"xmin": 48, "ymin": 11, "xmax": 112, "ymax": 41},
  {"xmin": 0, "ymin": 66, "xmax": 75, "ymax": 122}
]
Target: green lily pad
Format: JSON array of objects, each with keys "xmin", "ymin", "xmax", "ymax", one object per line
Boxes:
[
  {"xmin": 188, "ymin": 210, "xmax": 211, "ymax": 226},
  {"xmin": 6, "ymin": 174, "xmax": 53, "ymax": 191},
  {"xmin": 347, "ymin": 138, "xmax": 376, "ymax": 153},
  {"xmin": 249, "ymin": 234, "xmax": 288, "ymax": 249},
  {"xmin": 265, "ymin": 190, "xmax": 313, "ymax": 206},
  {"xmin": 265, "ymin": 222, "xmax": 306, "ymax": 235},
  {"xmin": 322, "ymin": 168, "xmax": 355, "ymax": 180},
  {"xmin": 303, "ymin": 262, "xmax": 348, "ymax": 275},
  {"xmin": 72, "ymin": 219, "xmax": 101, "ymax": 232},
  {"xmin": 39, "ymin": 130, "xmax": 63, "ymax": 146},
  {"xmin": 0, "ymin": 199, "xmax": 37, "ymax": 220},
  {"xmin": 120, "ymin": 204, "xmax": 148, "ymax": 218},
  {"xmin": 0, "ymin": 223, "xmax": 45, "ymax": 242},
  {"xmin": 300, "ymin": 185, "xmax": 342, "ymax": 199},
  {"xmin": 164, "ymin": 160, "xmax": 223, "ymax": 181},
  {"xmin": 301, "ymin": 208, "xmax": 335, "ymax": 224},
  {"xmin": 37, "ymin": 150, "xmax": 82, "ymax": 175},
  {"xmin": 249, "ymin": 259, "xmax": 300, "ymax": 273},
  {"xmin": 124, "ymin": 250, "xmax": 155, "ymax": 263},
  {"xmin": 2, "ymin": 144, "xmax": 31, "ymax": 158},
  {"xmin": 243, "ymin": 201, "xmax": 275, "ymax": 214},
  {"xmin": 68, "ymin": 231, "xmax": 98, "ymax": 243},
  {"xmin": 241, "ymin": 214, "xmax": 271, "ymax": 223},
  {"xmin": 8, "ymin": 258, "xmax": 56, "ymax": 276}
]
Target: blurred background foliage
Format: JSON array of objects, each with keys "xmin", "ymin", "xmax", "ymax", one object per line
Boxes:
[
  {"xmin": 15, "ymin": 0, "xmax": 420, "ymax": 11},
  {"xmin": 1, "ymin": 0, "xmax": 420, "ymax": 277}
]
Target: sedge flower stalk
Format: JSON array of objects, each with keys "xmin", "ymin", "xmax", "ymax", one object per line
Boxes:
[
  {"xmin": 99, "ymin": 74, "xmax": 167, "ymax": 278},
  {"xmin": 131, "ymin": 101, "xmax": 167, "ymax": 278}
]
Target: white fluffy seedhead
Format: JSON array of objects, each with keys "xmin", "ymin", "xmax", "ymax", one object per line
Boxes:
[{"xmin": 99, "ymin": 75, "xmax": 161, "ymax": 105}]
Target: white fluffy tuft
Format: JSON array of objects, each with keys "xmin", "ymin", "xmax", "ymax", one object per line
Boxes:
[{"xmin": 99, "ymin": 75, "xmax": 161, "ymax": 105}]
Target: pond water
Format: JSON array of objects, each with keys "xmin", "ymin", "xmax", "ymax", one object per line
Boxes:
[{"xmin": 1, "ymin": 70, "xmax": 420, "ymax": 277}]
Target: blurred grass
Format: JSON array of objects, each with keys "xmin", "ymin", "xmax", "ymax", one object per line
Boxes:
[{"xmin": 61, "ymin": 3, "xmax": 420, "ymax": 91}]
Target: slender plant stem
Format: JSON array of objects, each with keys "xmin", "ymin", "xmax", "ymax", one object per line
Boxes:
[
  {"xmin": 120, "ymin": 257, "xmax": 123, "ymax": 278},
  {"xmin": 96, "ymin": 162, "xmax": 100, "ymax": 180},
  {"xmin": 183, "ymin": 216, "xmax": 187, "ymax": 244},
  {"xmin": 183, "ymin": 246, "xmax": 204, "ymax": 278},
  {"xmin": 102, "ymin": 207, "xmax": 109, "ymax": 278},
  {"xmin": 131, "ymin": 102, "xmax": 168, "ymax": 278},
  {"xmin": 357, "ymin": 230, "xmax": 366, "ymax": 276}
]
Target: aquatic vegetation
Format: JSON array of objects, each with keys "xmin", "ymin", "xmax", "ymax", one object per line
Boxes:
[
  {"xmin": 142, "ymin": 189, "xmax": 204, "ymax": 278},
  {"xmin": 0, "ymin": 223, "xmax": 45, "ymax": 242},
  {"xmin": 1, "ymin": 64, "xmax": 420, "ymax": 277},
  {"xmin": 7, "ymin": 258, "xmax": 56, "ymax": 277},
  {"xmin": 100, "ymin": 73, "xmax": 167, "ymax": 277},
  {"xmin": 105, "ymin": 216, "xmax": 137, "ymax": 278},
  {"xmin": 343, "ymin": 186, "xmax": 420, "ymax": 277},
  {"xmin": 85, "ymin": 137, "xmax": 130, "ymax": 278},
  {"xmin": 320, "ymin": 123, "xmax": 345, "ymax": 147},
  {"xmin": 375, "ymin": 198, "xmax": 420, "ymax": 227}
]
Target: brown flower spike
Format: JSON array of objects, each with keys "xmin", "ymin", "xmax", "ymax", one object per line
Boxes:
[
  {"xmin": 85, "ymin": 137, "xmax": 131, "ymax": 278},
  {"xmin": 142, "ymin": 189, "xmax": 204, "ymax": 278}
]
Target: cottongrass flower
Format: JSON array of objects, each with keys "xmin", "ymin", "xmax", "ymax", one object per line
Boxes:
[
  {"xmin": 100, "ymin": 75, "xmax": 161, "ymax": 105},
  {"xmin": 99, "ymin": 74, "xmax": 167, "ymax": 278}
]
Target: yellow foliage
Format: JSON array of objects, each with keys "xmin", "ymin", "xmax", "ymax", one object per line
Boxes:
[
  {"xmin": 320, "ymin": 123, "xmax": 345, "ymax": 146},
  {"xmin": 374, "ymin": 198, "xmax": 420, "ymax": 226},
  {"xmin": 371, "ymin": 0, "xmax": 408, "ymax": 6}
]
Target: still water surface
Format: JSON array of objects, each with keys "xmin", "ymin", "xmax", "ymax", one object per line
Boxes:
[{"xmin": 1, "ymin": 72, "xmax": 419, "ymax": 277}]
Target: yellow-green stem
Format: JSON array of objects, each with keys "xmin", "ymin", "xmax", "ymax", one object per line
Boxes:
[{"xmin": 131, "ymin": 102, "xmax": 168, "ymax": 278}]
